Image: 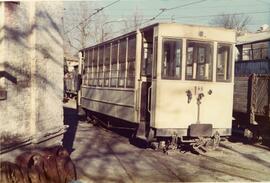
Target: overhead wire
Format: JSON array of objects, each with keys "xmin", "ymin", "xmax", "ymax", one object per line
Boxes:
[
  {"xmin": 141, "ymin": 0, "xmax": 207, "ymax": 25},
  {"xmin": 121, "ymin": 10, "xmax": 270, "ymax": 21},
  {"xmin": 165, "ymin": 0, "xmax": 207, "ymax": 11},
  {"xmin": 160, "ymin": 10, "xmax": 270, "ymax": 20},
  {"xmin": 67, "ymin": 0, "xmax": 268, "ymax": 48},
  {"xmin": 110, "ymin": 0, "xmax": 208, "ymax": 35},
  {"xmin": 107, "ymin": 10, "xmax": 270, "ymax": 37},
  {"xmin": 64, "ymin": 0, "xmax": 120, "ymax": 35}
]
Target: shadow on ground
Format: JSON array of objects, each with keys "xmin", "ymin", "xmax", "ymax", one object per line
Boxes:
[{"xmin": 62, "ymin": 104, "xmax": 79, "ymax": 154}]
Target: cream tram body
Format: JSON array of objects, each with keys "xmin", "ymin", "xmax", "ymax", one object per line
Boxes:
[{"xmin": 78, "ymin": 23, "xmax": 236, "ymax": 140}]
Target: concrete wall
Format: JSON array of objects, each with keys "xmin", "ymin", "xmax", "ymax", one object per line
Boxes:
[{"xmin": 0, "ymin": 2, "xmax": 64, "ymax": 145}]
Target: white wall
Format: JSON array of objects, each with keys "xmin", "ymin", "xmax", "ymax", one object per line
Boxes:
[{"xmin": 0, "ymin": 2, "xmax": 64, "ymax": 143}]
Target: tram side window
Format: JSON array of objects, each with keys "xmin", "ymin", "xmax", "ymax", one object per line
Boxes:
[
  {"xmin": 118, "ymin": 39, "xmax": 127, "ymax": 87},
  {"xmin": 216, "ymin": 44, "xmax": 232, "ymax": 82},
  {"xmin": 92, "ymin": 48, "xmax": 98, "ymax": 86},
  {"xmin": 104, "ymin": 44, "xmax": 110, "ymax": 87},
  {"xmin": 98, "ymin": 46, "xmax": 104, "ymax": 86},
  {"xmin": 162, "ymin": 39, "xmax": 181, "ymax": 79},
  {"xmin": 83, "ymin": 50, "xmax": 88, "ymax": 85},
  {"xmin": 87, "ymin": 67, "xmax": 91, "ymax": 86},
  {"xmin": 111, "ymin": 42, "xmax": 118, "ymax": 87},
  {"xmin": 186, "ymin": 41, "xmax": 213, "ymax": 81},
  {"xmin": 88, "ymin": 49, "xmax": 93, "ymax": 86},
  {"xmin": 127, "ymin": 36, "xmax": 136, "ymax": 88},
  {"xmin": 153, "ymin": 37, "xmax": 158, "ymax": 79}
]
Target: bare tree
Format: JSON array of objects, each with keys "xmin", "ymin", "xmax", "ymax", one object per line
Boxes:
[
  {"xmin": 210, "ymin": 13, "xmax": 251, "ymax": 35},
  {"xmin": 122, "ymin": 7, "xmax": 144, "ymax": 34},
  {"xmin": 63, "ymin": 1, "xmax": 109, "ymax": 55}
]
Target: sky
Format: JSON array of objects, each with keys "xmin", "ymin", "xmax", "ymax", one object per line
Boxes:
[
  {"xmin": 66, "ymin": 0, "xmax": 270, "ymax": 31},
  {"xmin": 64, "ymin": 0, "xmax": 270, "ymax": 52}
]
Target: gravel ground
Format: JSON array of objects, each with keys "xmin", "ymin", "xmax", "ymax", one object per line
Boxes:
[{"xmin": 63, "ymin": 99, "xmax": 270, "ymax": 183}]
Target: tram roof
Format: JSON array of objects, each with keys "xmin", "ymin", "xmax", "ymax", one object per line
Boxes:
[{"xmin": 80, "ymin": 22, "xmax": 235, "ymax": 51}]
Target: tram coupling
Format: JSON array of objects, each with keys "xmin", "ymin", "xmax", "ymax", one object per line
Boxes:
[{"xmin": 152, "ymin": 131, "xmax": 221, "ymax": 155}]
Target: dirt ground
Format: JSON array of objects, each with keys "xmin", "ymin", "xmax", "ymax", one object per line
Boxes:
[{"xmin": 63, "ymin": 99, "xmax": 270, "ymax": 183}]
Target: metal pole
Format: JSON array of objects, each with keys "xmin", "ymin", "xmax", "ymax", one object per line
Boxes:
[
  {"xmin": 197, "ymin": 101, "xmax": 200, "ymax": 124},
  {"xmin": 196, "ymin": 93, "xmax": 204, "ymax": 124}
]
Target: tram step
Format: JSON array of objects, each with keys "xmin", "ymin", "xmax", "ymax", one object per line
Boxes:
[
  {"xmin": 136, "ymin": 121, "xmax": 147, "ymax": 140},
  {"xmin": 136, "ymin": 135, "xmax": 147, "ymax": 141}
]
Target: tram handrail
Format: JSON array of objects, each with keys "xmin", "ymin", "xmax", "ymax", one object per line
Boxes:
[{"xmin": 147, "ymin": 85, "xmax": 152, "ymax": 113}]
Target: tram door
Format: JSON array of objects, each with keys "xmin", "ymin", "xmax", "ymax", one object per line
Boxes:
[
  {"xmin": 137, "ymin": 31, "xmax": 153, "ymax": 140},
  {"xmin": 140, "ymin": 45, "xmax": 152, "ymax": 122}
]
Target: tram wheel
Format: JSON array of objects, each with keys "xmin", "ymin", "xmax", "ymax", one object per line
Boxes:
[
  {"xmin": 205, "ymin": 131, "xmax": 220, "ymax": 150},
  {"xmin": 129, "ymin": 129, "xmax": 149, "ymax": 148},
  {"xmin": 147, "ymin": 128, "xmax": 156, "ymax": 142}
]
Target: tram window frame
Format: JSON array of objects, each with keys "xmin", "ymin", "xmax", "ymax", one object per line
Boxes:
[
  {"xmin": 83, "ymin": 50, "xmax": 87, "ymax": 85},
  {"xmin": 92, "ymin": 48, "xmax": 98, "ymax": 86},
  {"xmin": 126, "ymin": 36, "xmax": 136, "ymax": 88},
  {"xmin": 141, "ymin": 41, "xmax": 153, "ymax": 77},
  {"xmin": 186, "ymin": 40, "xmax": 213, "ymax": 81},
  {"xmin": 88, "ymin": 49, "xmax": 93, "ymax": 86},
  {"xmin": 93, "ymin": 48, "xmax": 98, "ymax": 66},
  {"xmin": 118, "ymin": 38, "xmax": 127, "ymax": 87},
  {"xmin": 216, "ymin": 43, "xmax": 232, "ymax": 82},
  {"xmin": 104, "ymin": 44, "xmax": 111, "ymax": 87},
  {"xmin": 92, "ymin": 66, "xmax": 97, "ymax": 86},
  {"xmin": 110, "ymin": 41, "xmax": 118, "ymax": 87},
  {"xmin": 161, "ymin": 38, "xmax": 182, "ymax": 80},
  {"xmin": 153, "ymin": 37, "xmax": 158, "ymax": 79},
  {"xmin": 98, "ymin": 45, "xmax": 104, "ymax": 87},
  {"xmin": 88, "ymin": 66, "xmax": 92, "ymax": 86},
  {"xmin": 83, "ymin": 50, "xmax": 88, "ymax": 85}
]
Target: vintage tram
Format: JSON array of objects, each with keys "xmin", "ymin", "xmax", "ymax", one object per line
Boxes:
[{"xmin": 77, "ymin": 23, "xmax": 236, "ymax": 152}]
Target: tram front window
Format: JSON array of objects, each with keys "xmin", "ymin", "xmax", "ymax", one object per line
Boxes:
[
  {"xmin": 186, "ymin": 41, "xmax": 213, "ymax": 81},
  {"xmin": 216, "ymin": 44, "xmax": 232, "ymax": 82},
  {"xmin": 162, "ymin": 39, "xmax": 182, "ymax": 79}
]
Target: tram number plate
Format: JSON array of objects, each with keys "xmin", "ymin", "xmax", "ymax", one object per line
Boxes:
[{"xmin": 189, "ymin": 124, "xmax": 212, "ymax": 137}]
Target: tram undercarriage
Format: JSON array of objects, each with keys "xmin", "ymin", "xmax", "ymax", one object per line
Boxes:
[
  {"xmin": 149, "ymin": 131, "xmax": 221, "ymax": 155},
  {"xmin": 136, "ymin": 125, "xmax": 223, "ymax": 154},
  {"xmin": 84, "ymin": 109, "xmax": 223, "ymax": 154}
]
